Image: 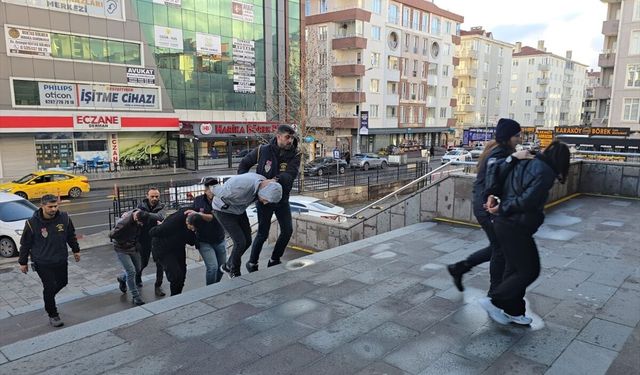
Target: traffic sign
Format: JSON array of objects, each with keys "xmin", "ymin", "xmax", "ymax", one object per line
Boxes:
[{"xmin": 333, "ymin": 148, "xmax": 340, "ymax": 159}]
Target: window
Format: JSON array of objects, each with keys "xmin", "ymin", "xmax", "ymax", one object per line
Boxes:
[
  {"xmin": 402, "ymin": 7, "xmax": 410, "ymax": 27},
  {"xmin": 388, "ymin": 32, "xmax": 399, "ymax": 49},
  {"xmin": 623, "ymin": 98, "xmax": 640, "ymax": 121},
  {"xmin": 441, "ymin": 86, "xmax": 448, "ymax": 98},
  {"xmin": 484, "ymin": 43, "xmax": 490, "ymax": 54},
  {"xmin": 442, "ymin": 65, "xmax": 449, "ymax": 77},
  {"xmin": 421, "ymin": 13, "xmax": 429, "ymax": 32},
  {"xmin": 305, "ymin": 0, "xmax": 310, "ymax": 16},
  {"xmin": 528, "ymin": 58, "xmax": 535, "ymax": 65},
  {"xmin": 499, "ymin": 47, "xmax": 503, "ymax": 57},
  {"xmin": 371, "ymin": 52, "xmax": 380, "ymax": 67},
  {"xmin": 388, "ymin": 4, "xmax": 399, "ymax": 24},
  {"xmin": 319, "ymin": 52, "xmax": 326, "ymax": 65},
  {"xmin": 482, "ymin": 80, "xmax": 488, "ymax": 89},
  {"xmin": 524, "ymin": 113, "xmax": 531, "ymax": 122},
  {"xmin": 372, "ymin": 0, "xmax": 381, "ymax": 14},
  {"xmin": 635, "ymin": 0, "xmax": 640, "ymax": 20},
  {"xmin": 320, "ymin": 0, "xmax": 328, "ymax": 13},
  {"xmin": 370, "ymin": 104, "xmax": 379, "ymax": 118},
  {"xmin": 423, "ymin": 38, "xmax": 429, "ymax": 55},
  {"xmin": 370, "ymin": 79, "xmax": 380, "ymax": 93},
  {"xmin": 525, "ymin": 100, "xmax": 532, "ymax": 106},
  {"xmin": 484, "ymin": 61, "xmax": 489, "ymax": 72},
  {"xmin": 513, "ymin": 61, "xmax": 519, "ymax": 67},
  {"xmin": 318, "ymin": 103, "xmax": 327, "ymax": 116},
  {"xmin": 412, "ymin": 10, "xmax": 420, "ymax": 30},
  {"xmin": 431, "ymin": 16, "xmax": 441, "ymax": 35},
  {"xmin": 12, "ymin": 80, "xmax": 39, "ymax": 105},
  {"xmin": 318, "ymin": 26, "xmax": 327, "ymax": 41},
  {"xmin": 526, "ymin": 86, "xmax": 532, "ymax": 93},
  {"xmin": 386, "ymin": 105, "xmax": 398, "ymax": 118},
  {"xmin": 372, "ymin": 26, "xmax": 381, "ymax": 40},
  {"xmin": 387, "ymin": 81, "xmax": 398, "ymax": 94},
  {"xmin": 388, "ymin": 56, "xmax": 399, "ymax": 69},
  {"xmin": 630, "ymin": 31, "xmax": 640, "ymax": 55},
  {"xmin": 527, "ymin": 72, "xmax": 533, "ymax": 79},
  {"xmin": 443, "ymin": 43, "xmax": 451, "ymax": 56},
  {"xmin": 413, "ymin": 36, "xmax": 419, "ymax": 52},
  {"xmin": 44, "ymin": 32, "xmax": 141, "ymax": 65},
  {"xmin": 440, "ymin": 107, "xmax": 448, "ymax": 118},
  {"xmin": 445, "ymin": 21, "xmax": 452, "ymax": 34},
  {"xmin": 497, "ymin": 65, "xmax": 502, "ymax": 74},
  {"xmin": 76, "ymin": 140, "xmax": 107, "ymax": 152},
  {"xmin": 404, "ymin": 34, "xmax": 410, "ymax": 50},
  {"xmin": 626, "ymin": 64, "xmax": 640, "ymax": 87}
]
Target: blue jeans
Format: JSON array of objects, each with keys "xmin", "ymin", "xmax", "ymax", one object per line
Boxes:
[
  {"xmin": 116, "ymin": 252, "xmax": 142, "ymax": 299},
  {"xmin": 198, "ymin": 240, "xmax": 227, "ymax": 285}
]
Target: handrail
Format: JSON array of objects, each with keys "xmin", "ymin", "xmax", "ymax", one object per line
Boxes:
[
  {"xmin": 572, "ymin": 150, "xmax": 640, "ymax": 157},
  {"xmin": 349, "ymin": 162, "xmax": 456, "ymax": 218}
]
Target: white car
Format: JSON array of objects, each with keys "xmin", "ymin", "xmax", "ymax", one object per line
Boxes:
[
  {"xmin": 0, "ymin": 192, "xmax": 37, "ymax": 257},
  {"xmin": 441, "ymin": 150, "xmax": 472, "ymax": 164},
  {"xmin": 469, "ymin": 146, "xmax": 484, "ymax": 159},
  {"xmin": 246, "ymin": 195, "xmax": 346, "ymax": 227},
  {"xmin": 168, "ymin": 175, "xmax": 235, "ymax": 206}
]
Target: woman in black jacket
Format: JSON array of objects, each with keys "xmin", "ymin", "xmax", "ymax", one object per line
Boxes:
[
  {"xmin": 149, "ymin": 207, "xmax": 196, "ymax": 296},
  {"xmin": 479, "ymin": 141, "xmax": 570, "ymax": 325}
]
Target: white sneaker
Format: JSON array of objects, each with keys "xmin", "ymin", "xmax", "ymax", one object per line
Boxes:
[
  {"xmin": 478, "ymin": 297, "xmax": 510, "ymax": 325},
  {"xmin": 505, "ymin": 313, "xmax": 533, "ymax": 326}
]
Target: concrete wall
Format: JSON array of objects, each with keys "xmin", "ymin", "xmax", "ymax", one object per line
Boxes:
[{"xmin": 276, "ymin": 161, "xmax": 623, "ymax": 252}]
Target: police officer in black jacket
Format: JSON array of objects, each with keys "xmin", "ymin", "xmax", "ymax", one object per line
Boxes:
[
  {"xmin": 238, "ymin": 124, "xmax": 301, "ymax": 272},
  {"xmin": 18, "ymin": 195, "xmax": 80, "ymax": 327}
]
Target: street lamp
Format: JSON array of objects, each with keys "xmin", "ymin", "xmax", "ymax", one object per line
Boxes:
[
  {"xmin": 484, "ymin": 86, "xmax": 500, "ymax": 142},
  {"xmin": 356, "ymin": 67, "xmax": 374, "ymax": 154}
]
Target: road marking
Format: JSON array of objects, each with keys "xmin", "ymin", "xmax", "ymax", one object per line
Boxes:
[
  {"xmin": 75, "ymin": 223, "xmax": 110, "ymax": 230},
  {"xmin": 69, "ymin": 209, "xmax": 110, "ymax": 216}
]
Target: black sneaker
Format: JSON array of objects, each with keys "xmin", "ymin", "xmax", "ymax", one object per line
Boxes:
[
  {"xmin": 135, "ymin": 275, "xmax": 143, "ymax": 288},
  {"xmin": 245, "ymin": 262, "xmax": 259, "ymax": 273},
  {"xmin": 220, "ymin": 263, "xmax": 236, "ymax": 279},
  {"xmin": 155, "ymin": 286, "xmax": 166, "ymax": 297},
  {"xmin": 132, "ymin": 297, "xmax": 146, "ymax": 306},
  {"xmin": 267, "ymin": 258, "xmax": 281, "ymax": 268},
  {"xmin": 49, "ymin": 316, "xmax": 64, "ymax": 327},
  {"xmin": 447, "ymin": 263, "xmax": 466, "ymax": 292},
  {"xmin": 117, "ymin": 276, "xmax": 127, "ymax": 293}
]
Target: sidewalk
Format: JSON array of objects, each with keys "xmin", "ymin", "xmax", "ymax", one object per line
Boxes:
[{"xmin": 0, "ymin": 195, "xmax": 637, "ymax": 374}]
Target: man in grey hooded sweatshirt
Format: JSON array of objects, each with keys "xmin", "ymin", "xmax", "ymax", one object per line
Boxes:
[{"xmin": 212, "ymin": 172, "xmax": 283, "ymax": 278}]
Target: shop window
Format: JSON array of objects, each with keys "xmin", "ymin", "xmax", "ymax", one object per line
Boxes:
[
  {"xmin": 75, "ymin": 140, "xmax": 107, "ymax": 152},
  {"xmin": 12, "ymin": 80, "xmax": 40, "ymax": 106}
]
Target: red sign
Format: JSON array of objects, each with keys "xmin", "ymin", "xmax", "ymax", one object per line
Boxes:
[
  {"xmin": 192, "ymin": 122, "xmax": 279, "ymax": 136},
  {"xmin": 74, "ymin": 115, "xmax": 121, "ymax": 130}
]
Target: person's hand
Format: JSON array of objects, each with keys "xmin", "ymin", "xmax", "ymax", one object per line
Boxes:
[
  {"xmin": 74, "ymin": 253, "xmax": 81, "ymax": 262},
  {"xmin": 184, "ymin": 209, "xmax": 197, "ymax": 216},
  {"xmin": 19, "ymin": 264, "xmax": 28, "ymax": 274},
  {"xmin": 512, "ymin": 150, "xmax": 535, "ymax": 160},
  {"xmin": 487, "ymin": 204, "xmax": 500, "ymax": 214},
  {"xmin": 485, "ymin": 195, "xmax": 500, "ymax": 214}
]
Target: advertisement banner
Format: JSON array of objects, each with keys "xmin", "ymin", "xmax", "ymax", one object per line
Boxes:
[
  {"xmin": 126, "ymin": 67, "xmax": 155, "ymax": 85},
  {"xmin": 152, "ymin": 0, "xmax": 180, "ymax": 5},
  {"xmin": 77, "ymin": 83, "xmax": 160, "ymax": 109},
  {"xmin": 74, "ymin": 114, "xmax": 121, "ymax": 130},
  {"xmin": 232, "ymin": 1, "xmax": 254, "ymax": 22},
  {"xmin": 118, "ymin": 132, "xmax": 168, "ymax": 167},
  {"xmin": 232, "ymin": 39, "xmax": 255, "ymax": 65},
  {"xmin": 195, "ymin": 32, "xmax": 221, "ymax": 56},
  {"xmin": 589, "ymin": 127, "xmax": 630, "ymax": 137},
  {"xmin": 555, "ymin": 126, "xmax": 591, "ymax": 136},
  {"xmin": 2, "ymin": 0, "xmax": 124, "ymax": 20},
  {"xmin": 154, "ymin": 26, "xmax": 183, "ymax": 50},
  {"xmin": 535, "ymin": 129, "xmax": 554, "ymax": 148},
  {"xmin": 38, "ymin": 82, "xmax": 77, "ymax": 107},
  {"xmin": 233, "ymin": 39, "xmax": 256, "ymax": 93},
  {"xmin": 359, "ymin": 111, "xmax": 369, "ymax": 135},
  {"xmin": 6, "ymin": 27, "xmax": 51, "ymax": 56}
]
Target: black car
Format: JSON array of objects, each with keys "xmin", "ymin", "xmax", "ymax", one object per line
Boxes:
[{"xmin": 304, "ymin": 157, "xmax": 348, "ymax": 176}]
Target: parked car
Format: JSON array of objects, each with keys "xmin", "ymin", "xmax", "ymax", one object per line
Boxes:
[
  {"xmin": 470, "ymin": 146, "xmax": 485, "ymax": 159},
  {"xmin": 168, "ymin": 175, "xmax": 235, "ymax": 206},
  {"xmin": 246, "ymin": 195, "xmax": 346, "ymax": 226},
  {"xmin": 350, "ymin": 153, "xmax": 388, "ymax": 170},
  {"xmin": 0, "ymin": 192, "xmax": 38, "ymax": 257},
  {"xmin": 304, "ymin": 157, "xmax": 348, "ymax": 176},
  {"xmin": 0, "ymin": 171, "xmax": 90, "ymax": 200},
  {"xmin": 441, "ymin": 150, "xmax": 472, "ymax": 164}
]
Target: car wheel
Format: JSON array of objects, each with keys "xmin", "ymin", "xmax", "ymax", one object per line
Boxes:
[
  {"xmin": 380, "ymin": 161, "xmax": 388, "ymax": 169},
  {"xmin": 363, "ymin": 162, "xmax": 370, "ymax": 171},
  {"xmin": 15, "ymin": 191, "xmax": 27, "ymax": 199},
  {"xmin": 339, "ymin": 166, "xmax": 346, "ymax": 174},
  {"xmin": 0, "ymin": 237, "xmax": 17, "ymax": 258},
  {"xmin": 68, "ymin": 187, "xmax": 82, "ymax": 198},
  {"xmin": 316, "ymin": 168, "xmax": 324, "ymax": 176}
]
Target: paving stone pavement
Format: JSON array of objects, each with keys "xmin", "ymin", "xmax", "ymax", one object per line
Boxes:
[{"xmin": 0, "ymin": 195, "xmax": 638, "ymax": 374}]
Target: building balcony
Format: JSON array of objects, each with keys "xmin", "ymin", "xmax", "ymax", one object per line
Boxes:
[
  {"xmin": 602, "ymin": 19, "xmax": 619, "ymax": 36},
  {"xmin": 598, "ymin": 52, "xmax": 616, "ymax": 68},
  {"xmin": 306, "ymin": 7, "xmax": 372, "ymax": 26},
  {"xmin": 456, "ymin": 68, "xmax": 478, "ymax": 78},
  {"xmin": 593, "ymin": 86, "xmax": 611, "ymax": 100},
  {"xmin": 536, "ymin": 91, "xmax": 548, "ymax": 99},
  {"xmin": 451, "ymin": 35, "xmax": 461, "ymax": 45},
  {"xmin": 538, "ymin": 64, "xmax": 550, "ymax": 71},
  {"xmin": 330, "ymin": 116, "xmax": 359, "ymax": 129},
  {"xmin": 456, "ymin": 87, "xmax": 477, "ymax": 97},
  {"xmin": 449, "ymin": 98, "xmax": 457, "ymax": 107},
  {"xmin": 332, "ymin": 64, "xmax": 366, "ymax": 76},
  {"xmin": 535, "ymin": 105, "xmax": 545, "ymax": 113},
  {"xmin": 458, "ymin": 49, "xmax": 478, "ymax": 59},
  {"xmin": 332, "ymin": 36, "xmax": 367, "ymax": 50},
  {"xmin": 452, "ymin": 57, "xmax": 460, "ymax": 66},
  {"xmin": 537, "ymin": 77, "xmax": 550, "ymax": 85},
  {"xmin": 331, "ymin": 91, "xmax": 366, "ymax": 103},
  {"xmin": 533, "ymin": 119, "xmax": 545, "ymax": 126}
]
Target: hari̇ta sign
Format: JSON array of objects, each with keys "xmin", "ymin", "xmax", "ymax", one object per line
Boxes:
[{"xmin": 191, "ymin": 122, "xmax": 281, "ymax": 137}]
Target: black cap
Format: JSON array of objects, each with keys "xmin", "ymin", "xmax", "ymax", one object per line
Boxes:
[
  {"xmin": 202, "ymin": 177, "xmax": 219, "ymax": 187},
  {"xmin": 495, "ymin": 118, "xmax": 522, "ymax": 142},
  {"xmin": 277, "ymin": 124, "xmax": 296, "ymax": 135}
]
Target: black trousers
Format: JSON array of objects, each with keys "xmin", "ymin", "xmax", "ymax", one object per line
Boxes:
[
  {"xmin": 491, "ymin": 217, "xmax": 541, "ymax": 316},
  {"xmin": 214, "ymin": 211, "xmax": 251, "ymax": 274},
  {"xmin": 155, "ymin": 248, "xmax": 186, "ymax": 296},
  {"xmin": 138, "ymin": 244, "xmax": 164, "ymax": 287},
  {"xmin": 249, "ymin": 200, "xmax": 293, "ymax": 264},
  {"xmin": 468, "ymin": 214, "xmax": 505, "ymax": 296},
  {"xmin": 34, "ymin": 262, "xmax": 68, "ymax": 317}
]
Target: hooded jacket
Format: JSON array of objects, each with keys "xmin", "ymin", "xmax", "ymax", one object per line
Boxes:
[
  {"xmin": 136, "ymin": 198, "xmax": 165, "ymax": 249},
  {"xmin": 18, "ymin": 209, "xmax": 79, "ymax": 266},
  {"xmin": 237, "ymin": 137, "xmax": 301, "ymax": 199},
  {"xmin": 211, "ymin": 173, "xmax": 264, "ymax": 215},
  {"xmin": 472, "ymin": 144, "xmax": 513, "ymax": 219},
  {"xmin": 486, "ymin": 154, "xmax": 557, "ymax": 233},
  {"xmin": 149, "ymin": 207, "xmax": 196, "ymax": 257},
  {"xmin": 109, "ymin": 210, "xmax": 144, "ymax": 255}
]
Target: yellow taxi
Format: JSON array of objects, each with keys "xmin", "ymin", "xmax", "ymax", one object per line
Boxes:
[{"xmin": 0, "ymin": 171, "xmax": 90, "ymax": 200}]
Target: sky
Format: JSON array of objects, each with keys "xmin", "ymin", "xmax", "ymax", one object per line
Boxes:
[{"xmin": 440, "ymin": 0, "xmax": 607, "ymax": 69}]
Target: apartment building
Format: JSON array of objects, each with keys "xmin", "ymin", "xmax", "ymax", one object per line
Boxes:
[
  {"xmin": 582, "ymin": 69, "xmax": 601, "ymax": 126},
  {"xmin": 304, "ymin": 0, "xmax": 463, "ymax": 154},
  {"xmin": 509, "ymin": 41, "xmax": 588, "ymax": 128},
  {"xmin": 0, "ymin": 0, "xmax": 299, "ymax": 179},
  {"xmin": 594, "ymin": 0, "xmax": 640, "ymax": 133},
  {"xmin": 453, "ymin": 26, "xmax": 513, "ymax": 140}
]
